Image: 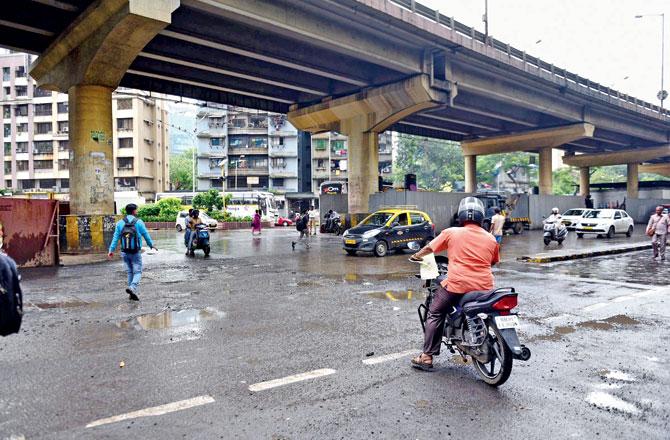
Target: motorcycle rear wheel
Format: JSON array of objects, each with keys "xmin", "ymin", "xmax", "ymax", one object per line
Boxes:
[{"xmin": 472, "ymin": 325, "xmax": 513, "ymax": 387}]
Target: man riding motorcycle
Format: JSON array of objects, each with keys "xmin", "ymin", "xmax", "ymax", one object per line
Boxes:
[
  {"xmin": 543, "ymin": 207, "xmax": 566, "ymax": 230},
  {"xmin": 409, "ymin": 197, "xmax": 500, "ymax": 370},
  {"xmin": 185, "ymin": 209, "xmax": 203, "ymax": 255},
  {"xmin": 324, "ymin": 209, "xmax": 340, "ymax": 231}
]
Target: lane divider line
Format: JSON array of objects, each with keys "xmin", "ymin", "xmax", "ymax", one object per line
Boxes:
[
  {"xmin": 248, "ymin": 368, "xmax": 336, "ymax": 392},
  {"xmin": 362, "ymin": 349, "xmax": 420, "ymax": 365},
  {"xmin": 86, "ymin": 395, "xmax": 215, "ymax": 428}
]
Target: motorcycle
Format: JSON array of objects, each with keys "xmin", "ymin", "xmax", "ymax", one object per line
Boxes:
[
  {"xmin": 409, "ymin": 243, "xmax": 530, "ymax": 387},
  {"xmin": 320, "ymin": 215, "xmax": 344, "ymax": 235},
  {"xmin": 188, "ymin": 223, "xmax": 211, "ymax": 257},
  {"xmin": 543, "ymin": 221, "xmax": 568, "ymax": 246}
]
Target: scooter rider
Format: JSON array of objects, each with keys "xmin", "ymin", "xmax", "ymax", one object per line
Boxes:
[
  {"xmin": 325, "ymin": 209, "xmax": 340, "ymax": 231},
  {"xmin": 409, "ymin": 197, "xmax": 500, "ymax": 370},
  {"xmin": 544, "ymin": 207, "xmax": 565, "ymax": 230},
  {"xmin": 186, "ymin": 209, "xmax": 203, "ymax": 254}
]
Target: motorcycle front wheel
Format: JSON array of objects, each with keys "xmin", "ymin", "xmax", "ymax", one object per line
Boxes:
[
  {"xmin": 472, "ymin": 325, "xmax": 513, "ymax": 387},
  {"xmin": 543, "ymin": 237, "xmax": 551, "ymax": 245}
]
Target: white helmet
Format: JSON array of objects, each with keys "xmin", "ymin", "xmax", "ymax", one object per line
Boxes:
[{"xmin": 551, "ymin": 207, "xmax": 559, "ymax": 214}]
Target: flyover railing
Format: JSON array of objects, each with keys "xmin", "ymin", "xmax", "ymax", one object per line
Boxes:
[{"xmin": 390, "ymin": 0, "xmax": 669, "ymax": 121}]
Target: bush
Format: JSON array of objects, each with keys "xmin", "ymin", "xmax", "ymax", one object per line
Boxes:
[
  {"xmin": 193, "ymin": 190, "xmax": 224, "ymax": 211},
  {"xmin": 135, "ymin": 197, "xmax": 184, "ymax": 222}
]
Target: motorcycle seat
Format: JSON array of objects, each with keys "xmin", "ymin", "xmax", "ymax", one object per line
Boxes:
[{"xmin": 458, "ymin": 289, "xmax": 498, "ymax": 306}]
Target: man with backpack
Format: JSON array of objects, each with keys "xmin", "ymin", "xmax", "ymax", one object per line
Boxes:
[
  {"xmin": 0, "ymin": 252, "xmax": 22, "ymax": 337},
  {"xmin": 291, "ymin": 209, "xmax": 311, "ymax": 250},
  {"xmin": 107, "ymin": 203, "xmax": 157, "ymax": 301}
]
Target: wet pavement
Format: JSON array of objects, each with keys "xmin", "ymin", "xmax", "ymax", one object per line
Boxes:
[{"xmin": 2, "ymin": 228, "xmax": 669, "ymax": 439}]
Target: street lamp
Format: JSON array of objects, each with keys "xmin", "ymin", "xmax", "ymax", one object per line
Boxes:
[
  {"xmin": 635, "ymin": 13, "xmax": 666, "ymax": 110},
  {"xmin": 235, "ymin": 154, "xmax": 245, "ymax": 190}
]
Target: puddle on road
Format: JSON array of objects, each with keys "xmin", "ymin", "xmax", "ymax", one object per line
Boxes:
[
  {"xmin": 323, "ymin": 272, "xmax": 414, "ymax": 283},
  {"xmin": 29, "ymin": 297, "xmax": 98, "ymax": 310},
  {"xmin": 535, "ymin": 315, "xmax": 640, "ymax": 341},
  {"xmin": 118, "ymin": 307, "xmax": 225, "ymax": 331},
  {"xmin": 367, "ymin": 290, "xmax": 423, "ymax": 301}
]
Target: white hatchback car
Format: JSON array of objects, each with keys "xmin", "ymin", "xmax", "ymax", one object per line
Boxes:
[
  {"xmin": 175, "ymin": 210, "xmax": 218, "ymax": 231},
  {"xmin": 575, "ymin": 209, "xmax": 634, "ymax": 239},
  {"xmin": 561, "ymin": 208, "xmax": 593, "ymax": 230}
]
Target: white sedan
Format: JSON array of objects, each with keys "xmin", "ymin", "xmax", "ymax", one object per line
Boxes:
[
  {"xmin": 575, "ymin": 209, "xmax": 634, "ymax": 239},
  {"xmin": 175, "ymin": 211, "xmax": 218, "ymax": 231},
  {"xmin": 561, "ymin": 208, "xmax": 593, "ymax": 230}
]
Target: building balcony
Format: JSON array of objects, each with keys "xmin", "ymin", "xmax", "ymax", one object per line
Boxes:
[
  {"xmin": 268, "ymin": 130, "xmax": 296, "ymax": 137},
  {"xmin": 228, "ymin": 147, "xmax": 268, "ymax": 155},
  {"xmin": 268, "ymin": 148, "xmax": 297, "ymax": 158},
  {"xmin": 53, "ymin": 131, "xmax": 68, "ymax": 139},
  {"xmin": 312, "ymin": 169, "xmax": 329, "ymax": 179},
  {"xmin": 197, "ymin": 151, "xmax": 227, "ymax": 158},
  {"xmin": 269, "ymin": 170, "xmax": 296, "ymax": 178},
  {"xmin": 33, "ymin": 153, "xmax": 54, "ymax": 160},
  {"xmin": 312, "ymin": 148, "xmax": 329, "ymax": 158},
  {"xmin": 198, "ymin": 171, "xmax": 224, "ymax": 179},
  {"xmin": 35, "ymin": 168, "xmax": 55, "ymax": 174},
  {"xmin": 228, "ymin": 126, "xmax": 267, "ymax": 135},
  {"xmin": 228, "ymin": 167, "xmax": 268, "ymax": 176},
  {"xmin": 116, "ymin": 149, "xmax": 135, "ymax": 158}
]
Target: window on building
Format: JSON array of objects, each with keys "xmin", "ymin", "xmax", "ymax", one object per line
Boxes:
[
  {"xmin": 58, "ymin": 159, "xmax": 69, "ymax": 170},
  {"xmin": 15, "ymin": 66, "xmax": 25, "ymax": 78},
  {"xmin": 58, "ymin": 141, "xmax": 70, "ymax": 151},
  {"xmin": 117, "ymin": 157, "xmax": 133, "ymax": 170},
  {"xmin": 15, "ymin": 86, "xmax": 27, "ymax": 97},
  {"xmin": 16, "ymin": 142, "xmax": 28, "ymax": 153},
  {"xmin": 3, "ymin": 142, "xmax": 10, "ymax": 155},
  {"xmin": 379, "ymin": 161, "xmax": 392, "ymax": 174},
  {"xmin": 4, "ymin": 163, "xmax": 11, "ymax": 174},
  {"xmin": 316, "ymin": 159, "xmax": 326, "ymax": 170},
  {"xmin": 3, "ymin": 87, "xmax": 9, "ymax": 98},
  {"xmin": 38, "ymin": 179, "xmax": 56, "ymax": 189},
  {"xmin": 57, "ymin": 102, "xmax": 68, "ymax": 113},
  {"xmin": 3, "ymin": 124, "xmax": 10, "ymax": 137},
  {"xmin": 34, "ymin": 87, "xmax": 52, "ymax": 98},
  {"xmin": 16, "ymin": 161, "xmax": 29, "ymax": 171},
  {"xmin": 210, "ymin": 137, "xmax": 224, "ymax": 147},
  {"xmin": 35, "ymin": 122, "xmax": 52, "ymax": 134},
  {"xmin": 17, "ymin": 123, "xmax": 28, "ymax": 133},
  {"xmin": 249, "ymin": 115, "xmax": 267, "ymax": 128},
  {"xmin": 15, "ymin": 104, "xmax": 28, "ymax": 117},
  {"xmin": 231, "ymin": 118, "xmax": 246, "ymax": 128},
  {"xmin": 34, "ymin": 141, "xmax": 53, "ymax": 154},
  {"xmin": 18, "ymin": 179, "xmax": 35, "ymax": 190},
  {"xmin": 211, "ymin": 179, "xmax": 223, "ymax": 189},
  {"xmin": 61, "ymin": 178, "xmax": 69, "ymax": 189},
  {"xmin": 116, "ymin": 98, "xmax": 132, "ymax": 110},
  {"xmin": 209, "ymin": 159, "xmax": 221, "ymax": 169},
  {"xmin": 229, "ymin": 136, "xmax": 247, "ymax": 148},
  {"xmin": 57, "ymin": 121, "xmax": 68, "ymax": 133},
  {"xmin": 272, "ymin": 178, "xmax": 285, "ymax": 187},
  {"xmin": 2, "ymin": 67, "xmax": 9, "ymax": 82},
  {"xmin": 4, "ymin": 179, "xmax": 10, "ymax": 188},
  {"xmin": 271, "ymin": 158, "xmax": 287, "ymax": 168},
  {"xmin": 118, "ymin": 138, "xmax": 133, "ymax": 148},
  {"xmin": 313, "ymin": 139, "xmax": 327, "ymax": 150},
  {"xmin": 34, "ymin": 160, "xmax": 52, "ymax": 170},
  {"xmin": 278, "ymin": 137, "xmax": 284, "ymax": 146},
  {"xmin": 34, "ymin": 103, "xmax": 52, "ymax": 116},
  {"xmin": 3, "ymin": 106, "xmax": 9, "ymax": 119},
  {"xmin": 117, "ymin": 118, "xmax": 133, "ymax": 131},
  {"xmin": 331, "ymin": 140, "xmax": 346, "ymax": 155},
  {"xmin": 208, "ymin": 117, "xmax": 225, "ymax": 128},
  {"xmin": 116, "ymin": 177, "xmax": 136, "ymax": 189},
  {"xmin": 249, "ymin": 157, "xmax": 267, "ymax": 169},
  {"xmin": 250, "ymin": 137, "xmax": 267, "ymax": 148}
]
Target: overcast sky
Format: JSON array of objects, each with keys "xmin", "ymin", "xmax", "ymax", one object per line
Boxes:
[{"xmin": 420, "ymin": 0, "xmax": 669, "ymax": 105}]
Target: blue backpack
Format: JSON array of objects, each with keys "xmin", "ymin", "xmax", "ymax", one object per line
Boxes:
[{"xmin": 121, "ymin": 217, "xmax": 141, "ymax": 253}]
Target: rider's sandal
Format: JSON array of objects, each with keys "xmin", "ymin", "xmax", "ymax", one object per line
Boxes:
[{"xmin": 410, "ymin": 354, "xmax": 433, "ymax": 371}]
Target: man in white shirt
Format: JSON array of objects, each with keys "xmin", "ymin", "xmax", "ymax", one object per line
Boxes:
[
  {"xmin": 308, "ymin": 206, "xmax": 318, "ymax": 235},
  {"xmin": 489, "ymin": 207, "xmax": 506, "ymax": 245}
]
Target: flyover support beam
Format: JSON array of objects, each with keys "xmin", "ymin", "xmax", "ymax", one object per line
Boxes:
[
  {"xmin": 288, "ymin": 74, "xmax": 449, "ymax": 214},
  {"xmin": 627, "ymin": 163, "xmax": 639, "ymax": 199},
  {"xmin": 579, "ymin": 167, "xmax": 590, "ymax": 197},
  {"xmin": 464, "ymin": 155, "xmax": 477, "ymax": 193},
  {"xmin": 562, "ymin": 144, "xmax": 670, "ymax": 167},
  {"xmin": 69, "ymin": 85, "xmax": 114, "ymax": 215},
  {"xmin": 29, "ymin": 0, "xmax": 179, "ymax": 214},
  {"xmin": 640, "ymin": 164, "xmax": 670, "ymax": 177},
  {"xmin": 539, "ymin": 148, "xmax": 553, "ymax": 195}
]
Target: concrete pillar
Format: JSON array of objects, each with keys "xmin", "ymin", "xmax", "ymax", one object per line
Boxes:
[
  {"xmin": 538, "ymin": 147, "xmax": 553, "ymax": 195},
  {"xmin": 68, "ymin": 85, "xmax": 114, "ymax": 215},
  {"xmin": 464, "ymin": 155, "xmax": 477, "ymax": 193},
  {"xmin": 579, "ymin": 166, "xmax": 590, "ymax": 196},
  {"xmin": 627, "ymin": 163, "xmax": 639, "ymax": 199},
  {"xmin": 342, "ymin": 115, "xmax": 378, "ymax": 214}
]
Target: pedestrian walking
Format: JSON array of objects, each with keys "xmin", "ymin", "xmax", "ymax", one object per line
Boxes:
[
  {"xmin": 107, "ymin": 203, "xmax": 157, "ymax": 301},
  {"xmin": 489, "ymin": 207, "xmax": 505, "ymax": 245},
  {"xmin": 646, "ymin": 206, "xmax": 669, "ymax": 261},
  {"xmin": 251, "ymin": 209, "xmax": 262, "ymax": 235},
  {"xmin": 308, "ymin": 206, "xmax": 318, "ymax": 235},
  {"xmin": 292, "ymin": 210, "xmax": 311, "ymax": 250}
]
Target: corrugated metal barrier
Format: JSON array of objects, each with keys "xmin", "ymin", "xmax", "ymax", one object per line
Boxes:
[{"xmin": 0, "ymin": 198, "xmax": 59, "ymax": 267}]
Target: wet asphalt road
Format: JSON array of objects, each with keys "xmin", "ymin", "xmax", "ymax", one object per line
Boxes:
[{"xmin": 2, "ymin": 228, "xmax": 669, "ymax": 439}]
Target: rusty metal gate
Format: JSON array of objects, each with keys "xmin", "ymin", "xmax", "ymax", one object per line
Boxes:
[{"xmin": 0, "ymin": 198, "xmax": 59, "ymax": 267}]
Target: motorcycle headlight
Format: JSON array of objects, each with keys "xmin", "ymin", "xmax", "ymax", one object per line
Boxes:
[{"xmin": 362, "ymin": 228, "xmax": 381, "ymax": 239}]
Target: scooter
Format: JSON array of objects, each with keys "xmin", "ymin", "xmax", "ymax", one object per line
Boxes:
[
  {"xmin": 320, "ymin": 215, "xmax": 344, "ymax": 235},
  {"xmin": 409, "ymin": 242, "xmax": 531, "ymax": 387},
  {"xmin": 188, "ymin": 224, "xmax": 211, "ymax": 257},
  {"xmin": 543, "ymin": 221, "xmax": 568, "ymax": 246}
]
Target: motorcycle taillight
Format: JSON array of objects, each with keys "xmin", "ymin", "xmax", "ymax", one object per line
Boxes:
[{"xmin": 492, "ymin": 295, "xmax": 518, "ymax": 311}]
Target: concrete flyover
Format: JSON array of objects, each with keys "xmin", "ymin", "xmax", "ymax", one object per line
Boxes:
[{"xmin": 2, "ymin": 0, "xmax": 669, "ymax": 214}]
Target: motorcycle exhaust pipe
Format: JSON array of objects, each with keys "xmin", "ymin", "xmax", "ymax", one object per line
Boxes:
[{"xmin": 518, "ymin": 345, "xmax": 531, "ymax": 361}]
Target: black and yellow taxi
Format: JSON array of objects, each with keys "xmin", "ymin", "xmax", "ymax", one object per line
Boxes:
[{"xmin": 342, "ymin": 208, "xmax": 435, "ymax": 257}]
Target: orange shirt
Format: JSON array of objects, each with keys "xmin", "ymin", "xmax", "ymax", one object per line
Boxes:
[{"xmin": 429, "ymin": 224, "xmax": 499, "ymax": 294}]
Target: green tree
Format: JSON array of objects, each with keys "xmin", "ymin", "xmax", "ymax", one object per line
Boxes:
[
  {"xmin": 170, "ymin": 148, "xmax": 195, "ymax": 191},
  {"xmin": 476, "ymin": 152, "xmax": 538, "ymax": 189},
  {"xmin": 552, "ymin": 167, "xmax": 579, "ymax": 195},
  {"xmin": 193, "ymin": 189, "xmax": 224, "ymax": 211},
  {"xmin": 392, "ymin": 134, "xmax": 464, "ymax": 191}
]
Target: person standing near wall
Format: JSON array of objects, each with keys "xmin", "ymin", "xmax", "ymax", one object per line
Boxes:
[
  {"xmin": 489, "ymin": 207, "xmax": 505, "ymax": 245},
  {"xmin": 646, "ymin": 206, "xmax": 669, "ymax": 261},
  {"xmin": 585, "ymin": 194, "xmax": 594, "ymax": 209},
  {"xmin": 308, "ymin": 205, "xmax": 318, "ymax": 235}
]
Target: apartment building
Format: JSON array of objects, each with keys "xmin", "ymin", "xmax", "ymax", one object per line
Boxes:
[
  {"xmin": 112, "ymin": 89, "xmax": 170, "ymax": 200},
  {"xmin": 195, "ymin": 105, "xmax": 300, "ymax": 194},
  {"xmin": 310, "ymin": 131, "xmax": 394, "ymax": 193},
  {"xmin": 0, "ymin": 52, "xmax": 169, "ymax": 199}
]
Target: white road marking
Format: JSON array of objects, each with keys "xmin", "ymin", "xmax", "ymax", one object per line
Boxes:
[
  {"xmin": 580, "ymin": 286, "xmax": 669, "ymax": 312},
  {"xmin": 362, "ymin": 349, "xmax": 420, "ymax": 365},
  {"xmin": 86, "ymin": 395, "xmax": 215, "ymax": 428},
  {"xmin": 582, "ymin": 302, "xmax": 609, "ymax": 312},
  {"xmin": 248, "ymin": 368, "xmax": 336, "ymax": 392}
]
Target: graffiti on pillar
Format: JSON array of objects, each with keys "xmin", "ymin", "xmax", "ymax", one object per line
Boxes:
[
  {"xmin": 90, "ymin": 130, "xmax": 106, "ymax": 143},
  {"xmin": 89, "ymin": 166, "xmax": 110, "ymax": 205}
]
